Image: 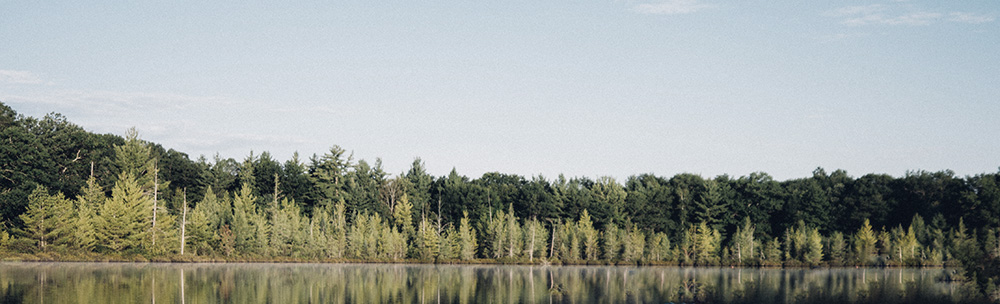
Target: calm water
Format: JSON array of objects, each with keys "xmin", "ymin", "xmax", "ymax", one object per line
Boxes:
[{"xmin": 0, "ymin": 262, "xmax": 985, "ymax": 303}]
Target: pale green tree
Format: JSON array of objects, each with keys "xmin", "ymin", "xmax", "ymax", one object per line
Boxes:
[
  {"xmin": 393, "ymin": 193, "xmax": 414, "ymax": 237},
  {"xmin": 731, "ymin": 217, "xmax": 755, "ymax": 265},
  {"xmin": 649, "ymin": 232, "xmax": 672, "ymax": 261},
  {"xmin": 854, "ymin": 219, "xmax": 878, "ymax": 265},
  {"xmin": 231, "ymin": 183, "xmax": 263, "ymax": 255},
  {"xmin": 457, "ymin": 212, "xmax": 477, "ymax": 260},
  {"xmin": 186, "ymin": 201, "xmax": 214, "ymax": 255},
  {"xmin": 578, "ymin": 210, "xmax": 599, "ymax": 260},
  {"xmin": 504, "ymin": 204, "xmax": 522, "ymax": 259},
  {"xmin": 523, "ymin": 217, "xmax": 548, "ymax": 261},
  {"xmin": 621, "ymin": 223, "xmax": 645, "ymax": 262},
  {"xmin": 95, "ymin": 172, "xmax": 152, "ymax": 253},
  {"xmin": 415, "ymin": 215, "xmax": 440, "ymax": 260},
  {"xmin": 804, "ymin": 227, "xmax": 824, "ymax": 265},
  {"xmin": 602, "ymin": 222, "xmax": 622, "ymax": 260},
  {"xmin": 18, "ymin": 186, "xmax": 74, "ymax": 251},
  {"xmin": 73, "ymin": 176, "xmax": 102, "ymax": 251}
]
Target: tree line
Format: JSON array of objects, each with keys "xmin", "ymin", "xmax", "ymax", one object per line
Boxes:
[{"xmin": 1, "ymin": 102, "xmax": 999, "ymax": 297}]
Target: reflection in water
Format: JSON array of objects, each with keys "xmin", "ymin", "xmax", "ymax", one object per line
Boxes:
[{"xmin": 0, "ymin": 263, "xmax": 984, "ymax": 303}]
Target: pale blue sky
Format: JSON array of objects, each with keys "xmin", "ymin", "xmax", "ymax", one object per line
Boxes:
[{"xmin": 2, "ymin": 0, "xmax": 998, "ymax": 180}]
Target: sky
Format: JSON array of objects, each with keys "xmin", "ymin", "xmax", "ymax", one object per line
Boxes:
[{"xmin": 1, "ymin": 0, "xmax": 998, "ymax": 181}]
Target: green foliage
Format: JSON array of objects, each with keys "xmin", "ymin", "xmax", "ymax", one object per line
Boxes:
[
  {"xmin": 648, "ymin": 232, "xmax": 671, "ymax": 262},
  {"xmin": 621, "ymin": 223, "xmax": 645, "ymax": 262},
  {"xmin": 457, "ymin": 212, "xmax": 477, "ymax": 260},
  {"xmin": 731, "ymin": 217, "xmax": 756, "ymax": 265},
  {"xmin": 804, "ymin": 227, "xmax": 824, "ymax": 265},
  {"xmin": 414, "ymin": 215, "xmax": 440, "ymax": 260},
  {"xmin": 6, "ymin": 103, "xmax": 1000, "ymax": 295},
  {"xmin": 17, "ymin": 186, "xmax": 74, "ymax": 251},
  {"xmin": 578, "ymin": 210, "xmax": 599, "ymax": 260},
  {"xmin": 602, "ymin": 221, "xmax": 622, "ymax": 260},
  {"xmin": 522, "ymin": 217, "xmax": 547, "ymax": 261},
  {"xmin": 826, "ymin": 231, "xmax": 847, "ymax": 265},
  {"xmin": 231, "ymin": 183, "xmax": 258, "ymax": 254},
  {"xmin": 854, "ymin": 219, "xmax": 878, "ymax": 265},
  {"xmin": 94, "ymin": 172, "xmax": 151, "ymax": 253},
  {"xmin": 73, "ymin": 177, "xmax": 101, "ymax": 251},
  {"xmin": 186, "ymin": 199, "xmax": 214, "ymax": 255},
  {"xmin": 392, "ymin": 192, "xmax": 414, "ymax": 237}
]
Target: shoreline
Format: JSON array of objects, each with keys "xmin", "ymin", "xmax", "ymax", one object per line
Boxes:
[{"xmin": 0, "ymin": 253, "xmax": 955, "ymax": 269}]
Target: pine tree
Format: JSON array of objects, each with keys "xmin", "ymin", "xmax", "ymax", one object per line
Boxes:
[
  {"xmin": 457, "ymin": 211, "xmax": 477, "ymax": 260},
  {"xmin": 187, "ymin": 201, "xmax": 214, "ymax": 255},
  {"xmin": 578, "ymin": 210, "xmax": 599, "ymax": 260},
  {"xmin": 827, "ymin": 231, "xmax": 847, "ymax": 264},
  {"xmin": 95, "ymin": 172, "xmax": 152, "ymax": 253},
  {"xmin": 484, "ymin": 208, "xmax": 506, "ymax": 259},
  {"xmin": 393, "ymin": 193, "xmax": 414, "ymax": 237},
  {"xmin": 694, "ymin": 222, "xmax": 720, "ymax": 264},
  {"xmin": 622, "ymin": 223, "xmax": 645, "ymax": 262},
  {"xmin": 415, "ymin": 215, "xmax": 440, "ymax": 260},
  {"xmin": 504, "ymin": 204, "xmax": 522, "ymax": 259},
  {"xmin": 231, "ymin": 183, "xmax": 261, "ymax": 255},
  {"xmin": 18, "ymin": 186, "xmax": 74, "ymax": 251},
  {"xmin": 649, "ymin": 232, "xmax": 672, "ymax": 262},
  {"xmin": 804, "ymin": 227, "xmax": 824, "ymax": 265},
  {"xmin": 330, "ymin": 199, "xmax": 348, "ymax": 258},
  {"xmin": 523, "ymin": 217, "xmax": 547, "ymax": 261},
  {"xmin": 73, "ymin": 176, "xmax": 102, "ymax": 252},
  {"xmin": 732, "ymin": 217, "xmax": 755, "ymax": 265},
  {"xmin": 854, "ymin": 219, "xmax": 878, "ymax": 265},
  {"xmin": 602, "ymin": 222, "xmax": 622, "ymax": 260}
]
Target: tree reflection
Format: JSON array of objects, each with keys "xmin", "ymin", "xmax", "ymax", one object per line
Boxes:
[{"xmin": 0, "ymin": 263, "xmax": 986, "ymax": 304}]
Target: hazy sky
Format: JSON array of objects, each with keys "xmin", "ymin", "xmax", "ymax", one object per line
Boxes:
[{"xmin": 2, "ymin": 0, "xmax": 998, "ymax": 181}]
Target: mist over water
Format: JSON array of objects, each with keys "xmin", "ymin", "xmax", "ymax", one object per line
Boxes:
[{"xmin": 0, "ymin": 263, "xmax": 985, "ymax": 303}]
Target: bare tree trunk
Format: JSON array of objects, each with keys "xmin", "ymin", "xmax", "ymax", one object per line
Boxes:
[
  {"xmin": 549, "ymin": 220, "xmax": 556, "ymax": 259},
  {"xmin": 737, "ymin": 242, "xmax": 742, "ymax": 265},
  {"xmin": 152, "ymin": 165, "xmax": 158, "ymax": 247},
  {"xmin": 529, "ymin": 218, "xmax": 536, "ymax": 262},
  {"xmin": 180, "ymin": 188, "xmax": 187, "ymax": 255}
]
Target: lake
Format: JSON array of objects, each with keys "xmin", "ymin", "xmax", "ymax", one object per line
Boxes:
[{"xmin": 0, "ymin": 263, "xmax": 985, "ymax": 303}]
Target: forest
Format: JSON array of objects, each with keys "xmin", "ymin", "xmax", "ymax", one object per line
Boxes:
[{"xmin": 1, "ymin": 102, "xmax": 999, "ymax": 296}]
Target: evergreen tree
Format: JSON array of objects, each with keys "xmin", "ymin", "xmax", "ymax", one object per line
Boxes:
[
  {"xmin": 578, "ymin": 210, "xmax": 599, "ymax": 260},
  {"xmin": 693, "ymin": 222, "xmax": 721, "ymax": 264},
  {"xmin": 504, "ymin": 204, "xmax": 522, "ymax": 259},
  {"xmin": 649, "ymin": 232, "xmax": 672, "ymax": 262},
  {"xmin": 231, "ymin": 183, "xmax": 262, "ymax": 255},
  {"xmin": 732, "ymin": 217, "xmax": 756, "ymax": 265},
  {"xmin": 622, "ymin": 223, "xmax": 645, "ymax": 262},
  {"xmin": 187, "ymin": 200, "xmax": 214, "ymax": 255},
  {"xmin": 602, "ymin": 222, "xmax": 622, "ymax": 260},
  {"xmin": 854, "ymin": 219, "xmax": 878, "ymax": 265},
  {"xmin": 18, "ymin": 186, "xmax": 74, "ymax": 251},
  {"xmin": 804, "ymin": 227, "xmax": 824, "ymax": 265},
  {"xmin": 73, "ymin": 177, "xmax": 101, "ymax": 251},
  {"xmin": 826, "ymin": 231, "xmax": 847, "ymax": 265},
  {"xmin": 95, "ymin": 172, "xmax": 152, "ymax": 253},
  {"xmin": 457, "ymin": 211, "xmax": 477, "ymax": 260},
  {"xmin": 415, "ymin": 215, "xmax": 440, "ymax": 260},
  {"xmin": 523, "ymin": 217, "xmax": 547, "ymax": 261},
  {"xmin": 393, "ymin": 193, "xmax": 414, "ymax": 237}
]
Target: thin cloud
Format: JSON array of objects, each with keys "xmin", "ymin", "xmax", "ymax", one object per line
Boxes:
[
  {"xmin": 0, "ymin": 70, "xmax": 45, "ymax": 85},
  {"xmin": 825, "ymin": 4, "xmax": 887, "ymax": 17},
  {"xmin": 827, "ymin": 3, "xmax": 992, "ymax": 26},
  {"xmin": 844, "ymin": 12, "xmax": 941, "ymax": 26},
  {"xmin": 4, "ymin": 89, "xmax": 239, "ymax": 113},
  {"xmin": 633, "ymin": 0, "xmax": 716, "ymax": 15},
  {"xmin": 949, "ymin": 12, "xmax": 994, "ymax": 24}
]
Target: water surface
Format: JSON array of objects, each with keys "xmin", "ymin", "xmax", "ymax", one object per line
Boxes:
[{"xmin": 0, "ymin": 263, "xmax": 983, "ymax": 303}]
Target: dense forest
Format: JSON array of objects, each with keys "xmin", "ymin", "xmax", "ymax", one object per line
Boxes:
[{"xmin": 1, "ymin": 102, "xmax": 999, "ymax": 297}]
